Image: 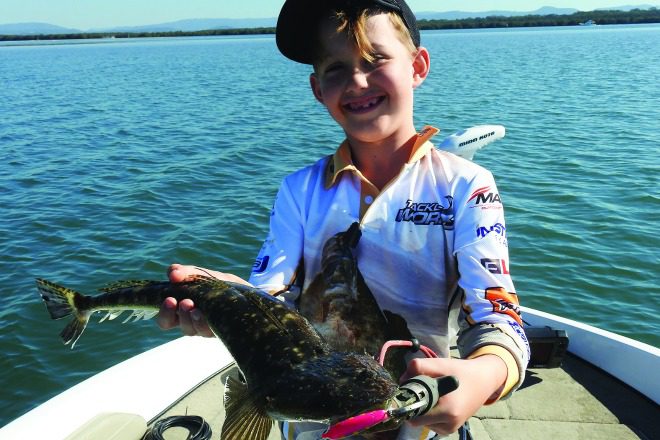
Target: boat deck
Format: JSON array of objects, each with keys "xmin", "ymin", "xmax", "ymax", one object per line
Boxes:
[
  {"xmin": 148, "ymin": 353, "xmax": 659, "ymax": 439},
  {"xmin": 469, "ymin": 353, "xmax": 658, "ymax": 440}
]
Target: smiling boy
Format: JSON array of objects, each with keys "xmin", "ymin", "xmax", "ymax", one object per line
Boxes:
[{"xmin": 159, "ymin": 1, "xmax": 529, "ymax": 439}]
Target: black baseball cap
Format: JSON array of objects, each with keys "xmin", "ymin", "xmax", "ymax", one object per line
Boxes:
[{"xmin": 276, "ymin": 0, "xmax": 420, "ymax": 64}]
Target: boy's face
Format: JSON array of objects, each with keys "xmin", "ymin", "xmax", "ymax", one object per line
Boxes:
[{"xmin": 310, "ymin": 13, "xmax": 429, "ymax": 146}]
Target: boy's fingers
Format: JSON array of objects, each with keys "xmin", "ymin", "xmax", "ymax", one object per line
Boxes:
[
  {"xmin": 168, "ymin": 264, "xmax": 209, "ymax": 283},
  {"xmin": 178, "ymin": 299, "xmax": 197, "ymax": 336},
  {"xmin": 400, "ymin": 357, "xmax": 445, "ymax": 382},
  {"xmin": 168, "ymin": 264, "xmax": 188, "ymax": 283},
  {"xmin": 158, "ymin": 275, "xmax": 214, "ymax": 337},
  {"xmin": 156, "ymin": 297, "xmax": 179, "ymax": 330}
]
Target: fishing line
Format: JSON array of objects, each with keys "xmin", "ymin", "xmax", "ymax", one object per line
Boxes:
[
  {"xmin": 193, "ymin": 266, "xmax": 222, "ymax": 280},
  {"xmin": 144, "ymin": 415, "xmax": 212, "ymax": 440}
]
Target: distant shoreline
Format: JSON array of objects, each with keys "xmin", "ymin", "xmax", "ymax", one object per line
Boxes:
[{"xmin": 1, "ymin": 8, "xmax": 658, "ymax": 42}]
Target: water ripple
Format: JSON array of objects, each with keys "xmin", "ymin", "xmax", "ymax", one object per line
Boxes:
[{"xmin": 1, "ymin": 27, "xmax": 659, "ymax": 426}]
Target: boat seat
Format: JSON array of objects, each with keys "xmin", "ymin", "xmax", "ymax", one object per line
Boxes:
[{"xmin": 64, "ymin": 412, "xmax": 147, "ymax": 440}]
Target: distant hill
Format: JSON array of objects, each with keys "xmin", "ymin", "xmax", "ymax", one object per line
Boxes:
[
  {"xmin": 0, "ymin": 18, "xmax": 276, "ymax": 36},
  {"xmin": 596, "ymin": 3, "xmax": 658, "ymax": 10},
  {"xmin": 0, "ymin": 4, "xmax": 657, "ymax": 36},
  {"xmin": 89, "ymin": 18, "xmax": 276, "ymax": 34},
  {"xmin": 416, "ymin": 7, "xmax": 578, "ymax": 20},
  {"xmin": 0, "ymin": 22, "xmax": 81, "ymax": 35},
  {"xmin": 416, "ymin": 5, "xmax": 658, "ymax": 20}
]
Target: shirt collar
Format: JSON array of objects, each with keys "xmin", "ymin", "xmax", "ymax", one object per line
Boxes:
[{"xmin": 324, "ymin": 125, "xmax": 440, "ymax": 189}]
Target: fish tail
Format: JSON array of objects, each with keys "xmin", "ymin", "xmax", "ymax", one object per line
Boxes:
[{"xmin": 36, "ymin": 278, "xmax": 90, "ymax": 348}]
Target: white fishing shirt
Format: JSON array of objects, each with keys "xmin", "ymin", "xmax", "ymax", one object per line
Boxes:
[{"xmin": 249, "ymin": 126, "xmax": 529, "ymax": 389}]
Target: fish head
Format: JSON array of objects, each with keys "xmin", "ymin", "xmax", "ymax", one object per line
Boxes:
[
  {"xmin": 265, "ymin": 352, "xmax": 398, "ymax": 424},
  {"xmin": 299, "ymin": 224, "xmax": 362, "ymax": 325},
  {"xmin": 319, "ymin": 228, "xmax": 359, "ymax": 299}
]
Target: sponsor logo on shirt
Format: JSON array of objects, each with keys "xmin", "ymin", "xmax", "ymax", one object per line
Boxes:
[
  {"xmin": 485, "ymin": 287, "xmax": 522, "ymax": 325},
  {"xmin": 509, "ymin": 321, "xmax": 531, "ymax": 359},
  {"xmin": 476, "ymin": 222, "xmax": 506, "ymax": 238},
  {"xmin": 481, "ymin": 258, "xmax": 510, "ymax": 274},
  {"xmin": 395, "ymin": 197, "xmax": 454, "ymax": 227},
  {"xmin": 252, "ymin": 255, "xmax": 269, "ymax": 273},
  {"xmin": 467, "ymin": 186, "xmax": 502, "ymax": 210},
  {"xmin": 477, "ymin": 222, "xmax": 508, "ymax": 246}
]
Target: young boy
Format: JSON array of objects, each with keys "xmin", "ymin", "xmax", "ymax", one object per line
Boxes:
[{"xmin": 158, "ymin": 0, "xmax": 529, "ymax": 438}]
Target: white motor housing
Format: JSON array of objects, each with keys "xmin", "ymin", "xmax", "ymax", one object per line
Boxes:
[{"xmin": 437, "ymin": 125, "xmax": 505, "ymax": 160}]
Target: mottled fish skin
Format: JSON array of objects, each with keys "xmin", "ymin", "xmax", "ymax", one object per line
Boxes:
[
  {"xmin": 299, "ymin": 223, "xmax": 413, "ymax": 378},
  {"xmin": 36, "ymin": 276, "xmax": 398, "ymax": 439}
]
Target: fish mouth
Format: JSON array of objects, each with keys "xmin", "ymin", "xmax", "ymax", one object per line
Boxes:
[{"xmin": 343, "ymin": 95, "xmax": 385, "ymax": 114}]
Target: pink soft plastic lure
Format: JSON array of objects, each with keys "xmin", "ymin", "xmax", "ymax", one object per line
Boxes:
[
  {"xmin": 323, "ymin": 340, "xmax": 441, "ymax": 439},
  {"xmin": 322, "ymin": 409, "xmax": 389, "ymax": 439}
]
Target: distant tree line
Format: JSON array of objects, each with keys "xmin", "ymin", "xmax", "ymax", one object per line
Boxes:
[
  {"xmin": 0, "ymin": 27, "xmax": 275, "ymax": 41},
  {"xmin": 1, "ymin": 9, "xmax": 658, "ymax": 42},
  {"xmin": 418, "ymin": 8, "xmax": 660, "ymax": 29}
]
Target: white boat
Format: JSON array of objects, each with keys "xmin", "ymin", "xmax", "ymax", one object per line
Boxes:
[
  {"xmin": 579, "ymin": 19, "xmax": 598, "ymax": 26},
  {"xmin": 1, "ymin": 126, "xmax": 657, "ymax": 439},
  {"xmin": 0, "ymin": 307, "xmax": 657, "ymax": 439}
]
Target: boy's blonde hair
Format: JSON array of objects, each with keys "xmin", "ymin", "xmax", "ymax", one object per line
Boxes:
[{"xmin": 315, "ymin": 9, "xmax": 418, "ymax": 67}]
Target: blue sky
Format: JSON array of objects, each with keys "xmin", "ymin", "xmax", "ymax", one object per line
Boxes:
[{"xmin": 1, "ymin": 0, "xmax": 657, "ymax": 29}]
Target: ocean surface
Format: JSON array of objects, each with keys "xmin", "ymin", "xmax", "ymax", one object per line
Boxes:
[{"xmin": 1, "ymin": 24, "xmax": 658, "ymax": 427}]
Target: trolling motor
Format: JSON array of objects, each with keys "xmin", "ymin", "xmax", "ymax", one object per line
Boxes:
[
  {"xmin": 436, "ymin": 124, "xmax": 505, "ymax": 160},
  {"xmin": 322, "ymin": 340, "xmax": 459, "ymax": 439}
]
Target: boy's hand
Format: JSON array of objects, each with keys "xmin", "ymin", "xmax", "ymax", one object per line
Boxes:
[
  {"xmin": 156, "ymin": 264, "xmax": 250, "ymax": 337},
  {"xmin": 400, "ymin": 355, "xmax": 507, "ymax": 435},
  {"xmin": 157, "ymin": 296, "xmax": 214, "ymax": 337}
]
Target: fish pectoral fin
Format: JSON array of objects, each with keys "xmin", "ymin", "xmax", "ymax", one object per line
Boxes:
[
  {"xmin": 99, "ymin": 310, "xmax": 123, "ymax": 322},
  {"xmin": 222, "ymin": 376, "xmax": 274, "ymax": 440}
]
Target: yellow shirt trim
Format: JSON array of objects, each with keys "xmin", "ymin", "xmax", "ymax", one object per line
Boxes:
[
  {"xmin": 409, "ymin": 125, "xmax": 439, "ymax": 163},
  {"xmin": 467, "ymin": 345, "xmax": 520, "ymax": 404},
  {"xmin": 324, "ymin": 126, "xmax": 440, "ymax": 190}
]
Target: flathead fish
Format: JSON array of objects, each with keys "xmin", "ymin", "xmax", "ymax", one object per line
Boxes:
[
  {"xmin": 299, "ymin": 223, "xmax": 413, "ymax": 378},
  {"xmin": 36, "ymin": 276, "xmax": 399, "ymax": 440}
]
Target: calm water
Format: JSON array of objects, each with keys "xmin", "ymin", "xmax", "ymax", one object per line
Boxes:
[{"xmin": 1, "ymin": 25, "xmax": 658, "ymax": 426}]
